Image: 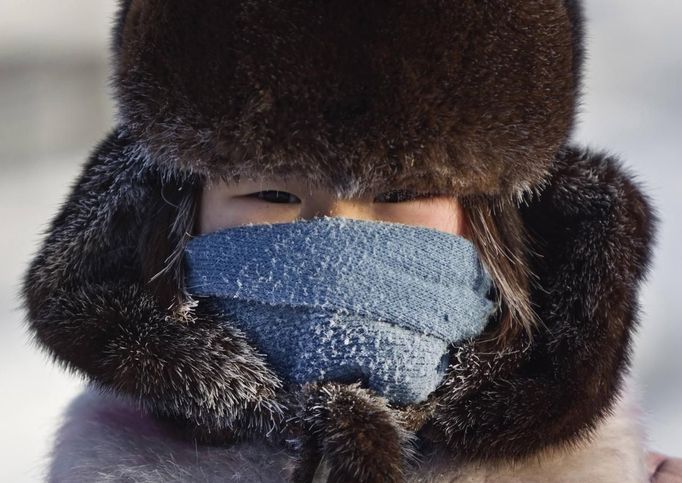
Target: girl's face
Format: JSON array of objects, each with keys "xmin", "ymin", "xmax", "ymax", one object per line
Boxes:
[{"xmin": 199, "ymin": 177, "xmax": 468, "ymax": 237}]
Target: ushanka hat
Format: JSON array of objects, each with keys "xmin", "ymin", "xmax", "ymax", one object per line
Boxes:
[{"xmin": 23, "ymin": 1, "xmax": 658, "ymax": 481}]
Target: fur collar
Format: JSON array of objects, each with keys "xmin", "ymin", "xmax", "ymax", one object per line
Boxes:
[
  {"xmin": 22, "ymin": 129, "xmax": 657, "ymax": 481},
  {"xmin": 48, "ymin": 379, "xmax": 648, "ymax": 482}
]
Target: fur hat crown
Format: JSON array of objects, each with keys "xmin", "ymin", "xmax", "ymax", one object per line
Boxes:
[{"xmin": 114, "ymin": 0, "xmax": 584, "ymax": 199}]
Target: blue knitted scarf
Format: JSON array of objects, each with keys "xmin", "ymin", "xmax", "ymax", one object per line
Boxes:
[{"xmin": 183, "ymin": 216, "xmax": 496, "ymax": 405}]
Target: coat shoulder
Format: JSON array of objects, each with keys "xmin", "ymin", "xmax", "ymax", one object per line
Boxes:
[
  {"xmin": 413, "ymin": 378, "xmax": 649, "ymax": 482},
  {"xmin": 48, "ymin": 388, "xmax": 295, "ymax": 483}
]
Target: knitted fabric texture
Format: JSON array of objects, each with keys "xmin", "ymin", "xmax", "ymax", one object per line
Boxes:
[{"xmin": 183, "ymin": 216, "xmax": 496, "ymax": 405}]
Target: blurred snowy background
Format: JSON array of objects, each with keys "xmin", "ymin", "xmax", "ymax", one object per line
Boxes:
[{"xmin": 1, "ymin": 1, "xmax": 680, "ymax": 481}]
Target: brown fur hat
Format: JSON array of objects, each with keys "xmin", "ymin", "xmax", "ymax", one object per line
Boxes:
[{"xmin": 113, "ymin": 0, "xmax": 583, "ymax": 199}]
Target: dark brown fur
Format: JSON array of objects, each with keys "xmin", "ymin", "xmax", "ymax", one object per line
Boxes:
[
  {"xmin": 422, "ymin": 146, "xmax": 658, "ymax": 462},
  {"xmin": 114, "ymin": 0, "xmax": 580, "ymax": 200},
  {"xmin": 21, "ymin": 2, "xmax": 659, "ymax": 481}
]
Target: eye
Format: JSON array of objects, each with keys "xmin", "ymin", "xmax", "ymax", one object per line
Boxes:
[
  {"xmin": 374, "ymin": 190, "xmax": 436, "ymax": 203},
  {"xmin": 246, "ymin": 190, "xmax": 301, "ymax": 204}
]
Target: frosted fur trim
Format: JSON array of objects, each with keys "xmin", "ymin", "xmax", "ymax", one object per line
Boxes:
[{"xmin": 49, "ymin": 380, "xmax": 648, "ymax": 482}]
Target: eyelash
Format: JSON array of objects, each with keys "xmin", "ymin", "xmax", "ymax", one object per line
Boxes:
[
  {"xmin": 246, "ymin": 189, "xmax": 436, "ymax": 204},
  {"xmin": 247, "ymin": 190, "xmax": 301, "ymax": 204}
]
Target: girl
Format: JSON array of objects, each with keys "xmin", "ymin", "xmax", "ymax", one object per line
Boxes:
[{"xmin": 23, "ymin": 1, "xmax": 673, "ymax": 481}]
